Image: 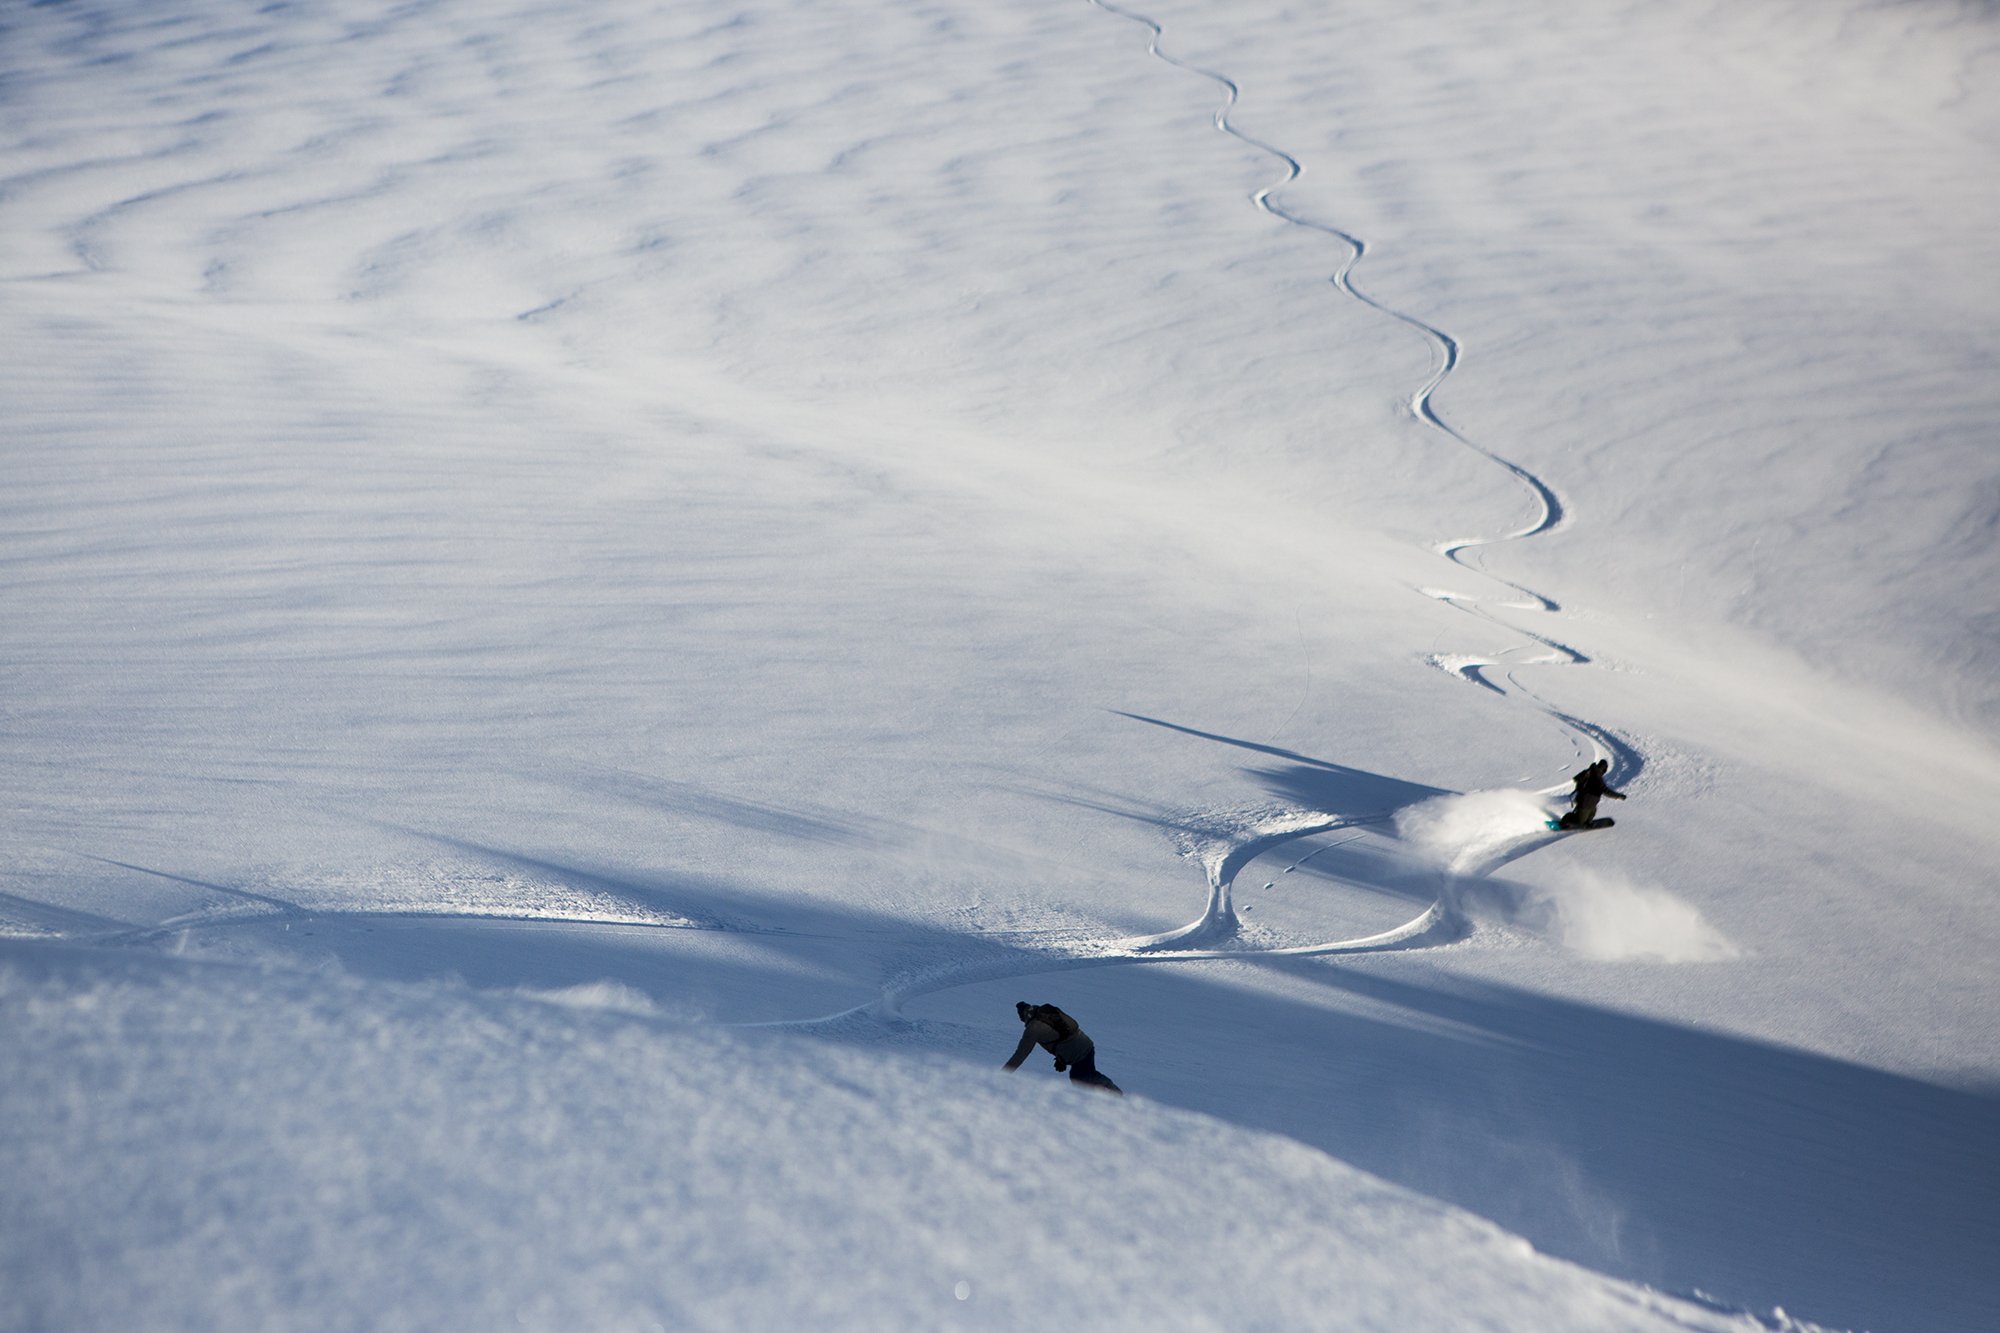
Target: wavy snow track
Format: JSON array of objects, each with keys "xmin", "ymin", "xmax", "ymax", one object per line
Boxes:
[
  {"xmin": 754, "ymin": 1, "xmax": 1663, "ymax": 1030},
  {"xmin": 41, "ymin": 2, "xmax": 1638, "ymax": 1034},
  {"xmin": 1086, "ymin": 0, "xmax": 1633, "ymax": 781},
  {"xmin": 749, "ymin": 0, "xmax": 1668, "ymax": 1027},
  {"xmin": 870, "ymin": 811, "xmax": 1444, "ymax": 1013}
]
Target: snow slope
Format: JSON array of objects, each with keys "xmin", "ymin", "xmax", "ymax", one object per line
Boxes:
[
  {"xmin": 3, "ymin": 944, "xmax": 1799, "ymax": 1333},
  {"xmin": 3, "ymin": 0, "xmax": 1996, "ymax": 1328}
]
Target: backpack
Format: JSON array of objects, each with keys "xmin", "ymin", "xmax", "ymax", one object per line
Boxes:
[{"xmin": 1033, "ymin": 1004, "xmax": 1079, "ymax": 1042}]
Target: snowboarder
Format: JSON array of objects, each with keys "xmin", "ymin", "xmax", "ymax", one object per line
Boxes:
[
  {"xmin": 1003, "ymin": 1001, "xmax": 1122, "ymax": 1094},
  {"xmin": 1558, "ymin": 758, "xmax": 1626, "ymax": 829}
]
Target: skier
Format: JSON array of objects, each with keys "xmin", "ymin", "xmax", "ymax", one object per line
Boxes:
[
  {"xmin": 1559, "ymin": 758, "xmax": 1626, "ymax": 829},
  {"xmin": 1003, "ymin": 1001, "xmax": 1122, "ymax": 1094}
]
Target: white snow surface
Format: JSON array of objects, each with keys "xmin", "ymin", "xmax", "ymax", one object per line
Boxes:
[{"xmin": 3, "ymin": 0, "xmax": 1996, "ymax": 1329}]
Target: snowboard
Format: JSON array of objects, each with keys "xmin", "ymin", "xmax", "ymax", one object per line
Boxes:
[{"xmin": 1548, "ymin": 815, "xmax": 1615, "ymax": 831}]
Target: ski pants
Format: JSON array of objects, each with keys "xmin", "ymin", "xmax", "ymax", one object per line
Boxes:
[{"xmin": 1067, "ymin": 1052, "xmax": 1123, "ymax": 1095}]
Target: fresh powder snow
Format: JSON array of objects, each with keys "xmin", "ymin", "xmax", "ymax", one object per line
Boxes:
[{"xmin": 3, "ymin": 0, "xmax": 1996, "ymax": 1330}]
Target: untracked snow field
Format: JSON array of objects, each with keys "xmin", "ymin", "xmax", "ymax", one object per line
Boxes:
[{"xmin": 4, "ymin": 1, "xmax": 1998, "ymax": 1329}]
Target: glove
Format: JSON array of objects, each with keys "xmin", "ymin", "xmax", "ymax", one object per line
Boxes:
[{"xmin": 1053, "ymin": 1060, "xmax": 1068, "ymax": 1072}]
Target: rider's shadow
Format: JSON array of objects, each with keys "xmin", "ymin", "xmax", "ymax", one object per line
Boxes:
[{"xmin": 1112, "ymin": 710, "xmax": 1451, "ymax": 821}]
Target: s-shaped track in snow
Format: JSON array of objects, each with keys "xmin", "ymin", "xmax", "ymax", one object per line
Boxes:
[
  {"xmin": 1083, "ymin": 0, "xmax": 1638, "ymax": 782},
  {"xmin": 76, "ymin": 7, "xmax": 1638, "ymax": 1037},
  {"xmin": 754, "ymin": 2, "xmax": 1656, "ymax": 1032},
  {"xmin": 745, "ymin": 1, "xmax": 1664, "ymax": 1027}
]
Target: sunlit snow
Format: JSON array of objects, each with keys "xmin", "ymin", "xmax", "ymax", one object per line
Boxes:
[{"xmin": 4, "ymin": 0, "xmax": 1997, "ymax": 1329}]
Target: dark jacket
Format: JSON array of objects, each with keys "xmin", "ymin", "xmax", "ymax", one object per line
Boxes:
[
  {"xmin": 1005, "ymin": 1018, "xmax": 1095, "ymax": 1071},
  {"xmin": 1572, "ymin": 763, "xmax": 1625, "ymax": 804}
]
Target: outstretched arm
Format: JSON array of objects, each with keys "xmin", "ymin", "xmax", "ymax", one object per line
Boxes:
[{"xmin": 1002, "ymin": 1028, "xmax": 1037, "ymax": 1070}]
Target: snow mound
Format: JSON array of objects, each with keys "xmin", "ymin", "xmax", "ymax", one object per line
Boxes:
[{"xmin": 0, "ymin": 946, "xmax": 1780, "ymax": 1333}]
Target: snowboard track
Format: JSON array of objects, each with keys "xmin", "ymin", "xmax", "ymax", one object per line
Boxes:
[
  {"xmin": 771, "ymin": 0, "xmax": 1654, "ymax": 1025},
  {"xmin": 37, "ymin": 1, "xmax": 1642, "ymax": 1039},
  {"xmin": 767, "ymin": 811, "xmax": 1450, "ymax": 1030},
  {"xmin": 1080, "ymin": 0, "xmax": 1638, "ymax": 784}
]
